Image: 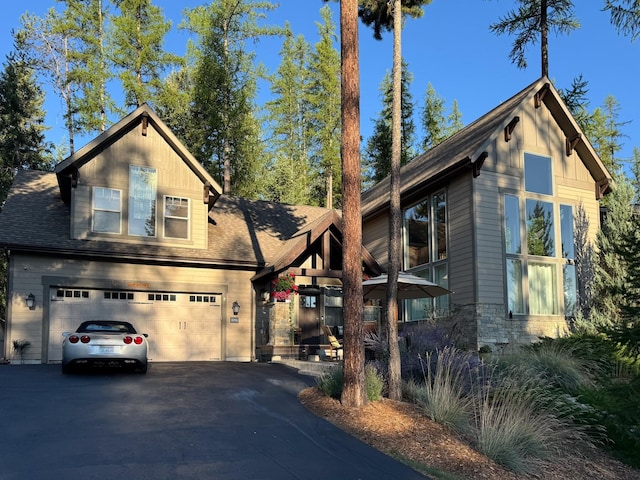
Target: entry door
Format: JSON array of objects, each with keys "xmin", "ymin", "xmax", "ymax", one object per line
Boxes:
[{"xmin": 299, "ymin": 295, "xmax": 321, "ymax": 345}]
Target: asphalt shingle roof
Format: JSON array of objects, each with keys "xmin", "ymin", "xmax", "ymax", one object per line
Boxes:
[{"xmin": 0, "ymin": 169, "xmax": 332, "ymax": 270}]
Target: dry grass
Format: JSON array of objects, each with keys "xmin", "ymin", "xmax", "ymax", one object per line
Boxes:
[{"xmin": 299, "ymin": 386, "xmax": 640, "ymax": 480}]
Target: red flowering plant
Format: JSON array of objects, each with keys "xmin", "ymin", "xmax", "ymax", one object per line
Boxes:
[{"xmin": 271, "ymin": 273, "xmax": 298, "ymax": 301}]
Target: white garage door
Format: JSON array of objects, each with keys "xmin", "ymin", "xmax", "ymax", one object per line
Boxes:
[{"xmin": 48, "ymin": 288, "xmax": 223, "ymax": 363}]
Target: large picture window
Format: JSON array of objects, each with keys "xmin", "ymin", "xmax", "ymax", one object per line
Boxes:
[
  {"xmin": 503, "ymin": 153, "xmax": 575, "ymax": 317},
  {"xmin": 403, "ymin": 190, "xmax": 449, "ymax": 320},
  {"xmin": 164, "ymin": 196, "xmax": 190, "ymax": 239},
  {"xmin": 129, "ymin": 166, "xmax": 157, "ymax": 237},
  {"xmin": 93, "ymin": 187, "xmax": 121, "ymax": 233}
]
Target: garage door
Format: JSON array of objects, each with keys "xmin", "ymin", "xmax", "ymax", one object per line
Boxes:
[{"xmin": 48, "ymin": 288, "xmax": 223, "ymax": 363}]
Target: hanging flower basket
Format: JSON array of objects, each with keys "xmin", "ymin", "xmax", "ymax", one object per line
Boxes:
[{"xmin": 272, "ymin": 273, "xmax": 298, "ymax": 302}]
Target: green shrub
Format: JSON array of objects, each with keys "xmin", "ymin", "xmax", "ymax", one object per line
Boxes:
[
  {"xmin": 317, "ymin": 365, "xmax": 343, "ymax": 399},
  {"xmin": 365, "ymin": 363, "xmax": 385, "ymax": 401},
  {"xmin": 316, "ymin": 363, "xmax": 386, "ymax": 402}
]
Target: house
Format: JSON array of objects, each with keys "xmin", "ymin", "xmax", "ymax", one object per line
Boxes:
[
  {"xmin": 361, "ymin": 76, "xmax": 612, "ymax": 352},
  {"xmin": 0, "ymin": 76, "xmax": 612, "ymax": 364},
  {"xmin": 0, "ymin": 105, "xmax": 381, "ymax": 364}
]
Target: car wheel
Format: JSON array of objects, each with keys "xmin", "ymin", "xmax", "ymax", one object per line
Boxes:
[{"xmin": 136, "ymin": 363, "xmax": 148, "ymax": 374}]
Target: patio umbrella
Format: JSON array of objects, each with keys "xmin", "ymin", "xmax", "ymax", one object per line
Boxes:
[{"xmin": 362, "ymin": 272, "xmax": 451, "ymax": 300}]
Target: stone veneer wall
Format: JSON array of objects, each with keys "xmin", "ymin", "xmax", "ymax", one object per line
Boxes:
[{"xmin": 472, "ymin": 303, "xmax": 571, "ymax": 354}]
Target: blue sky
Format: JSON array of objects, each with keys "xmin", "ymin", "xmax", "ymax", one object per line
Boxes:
[{"xmin": 1, "ymin": 0, "xmax": 638, "ymax": 165}]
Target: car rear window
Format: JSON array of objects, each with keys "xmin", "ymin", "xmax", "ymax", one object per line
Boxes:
[{"xmin": 78, "ymin": 322, "xmax": 136, "ymax": 333}]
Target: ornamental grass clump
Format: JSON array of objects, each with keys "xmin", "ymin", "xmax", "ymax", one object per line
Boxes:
[
  {"xmin": 410, "ymin": 347, "xmax": 473, "ymax": 433},
  {"xmin": 470, "ymin": 363, "xmax": 591, "ymax": 474}
]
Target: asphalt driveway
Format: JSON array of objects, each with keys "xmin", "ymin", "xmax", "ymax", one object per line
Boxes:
[{"xmin": 0, "ymin": 362, "xmax": 426, "ymax": 480}]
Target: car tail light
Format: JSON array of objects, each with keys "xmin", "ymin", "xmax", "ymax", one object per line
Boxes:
[
  {"xmin": 134, "ymin": 336, "xmax": 144, "ymax": 345},
  {"xmin": 123, "ymin": 336, "xmax": 133, "ymax": 344},
  {"xmin": 81, "ymin": 336, "xmax": 90, "ymax": 343},
  {"xmin": 69, "ymin": 335, "xmax": 79, "ymax": 344}
]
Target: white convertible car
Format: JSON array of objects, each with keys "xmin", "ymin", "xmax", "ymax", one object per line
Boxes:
[{"xmin": 62, "ymin": 320, "xmax": 149, "ymax": 374}]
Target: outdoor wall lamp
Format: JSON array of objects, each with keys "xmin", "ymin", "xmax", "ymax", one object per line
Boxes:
[
  {"xmin": 232, "ymin": 300, "xmax": 240, "ymax": 315},
  {"xmin": 25, "ymin": 293, "xmax": 35, "ymax": 310}
]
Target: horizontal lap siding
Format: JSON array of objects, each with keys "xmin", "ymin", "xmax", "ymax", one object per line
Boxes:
[
  {"xmin": 362, "ymin": 213, "xmax": 390, "ymax": 271},
  {"xmin": 447, "ymin": 175, "xmax": 475, "ymax": 306},
  {"xmin": 474, "ymin": 170, "xmax": 519, "ymax": 305}
]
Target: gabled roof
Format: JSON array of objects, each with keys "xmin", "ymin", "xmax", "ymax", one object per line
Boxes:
[
  {"xmin": 361, "ymin": 76, "xmax": 612, "ymax": 219},
  {"xmin": 54, "ymin": 104, "xmax": 222, "ymax": 207},
  {"xmin": 250, "ymin": 209, "xmax": 382, "ymax": 281}
]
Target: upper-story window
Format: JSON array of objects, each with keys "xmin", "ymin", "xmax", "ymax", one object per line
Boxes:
[
  {"xmin": 92, "ymin": 187, "xmax": 121, "ymax": 234},
  {"xmin": 403, "ymin": 190, "xmax": 449, "ymax": 320},
  {"xmin": 129, "ymin": 166, "xmax": 157, "ymax": 237},
  {"xmin": 504, "ymin": 153, "xmax": 576, "ymax": 317},
  {"xmin": 164, "ymin": 196, "xmax": 190, "ymax": 239}
]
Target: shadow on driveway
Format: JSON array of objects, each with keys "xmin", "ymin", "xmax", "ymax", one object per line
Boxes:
[{"xmin": 0, "ymin": 362, "xmax": 427, "ymax": 479}]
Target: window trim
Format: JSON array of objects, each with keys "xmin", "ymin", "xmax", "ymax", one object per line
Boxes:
[
  {"xmin": 92, "ymin": 187, "xmax": 122, "ymax": 234},
  {"xmin": 163, "ymin": 195, "xmax": 190, "ymax": 240}
]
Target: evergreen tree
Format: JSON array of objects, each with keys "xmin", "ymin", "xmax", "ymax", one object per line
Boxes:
[
  {"xmin": 109, "ymin": 0, "xmax": 182, "ymax": 109},
  {"xmin": 446, "ymin": 99, "xmax": 464, "ymax": 137},
  {"xmin": 421, "ymin": 82, "xmax": 446, "ymax": 150},
  {"xmin": 364, "ymin": 62, "xmax": 415, "ymax": 185},
  {"xmin": 593, "ymin": 174, "xmax": 634, "ymax": 321},
  {"xmin": 0, "ymin": 47, "xmax": 51, "ymax": 203},
  {"xmin": 308, "ymin": 5, "xmax": 342, "ymax": 208},
  {"xmin": 263, "ymin": 23, "xmax": 312, "ymax": 204},
  {"xmin": 183, "ymin": 0, "xmax": 278, "ymax": 196},
  {"xmin": 490, "ymin": 0, "xmax": 580, "ymax": 77},
  {"xmin": 558, "ymin": 74, "xmax": 593, "ymax": 133},
  {"xmin": 583, "ymin": 95, "xmax": 628, "ymax": 178},
  {"xmin": 604, "ymin": 0, "xmax": 640, "ymax": 42},
  {"xmin": 59, "ymin": 0, "xmax": 114, "ymax": 133}
]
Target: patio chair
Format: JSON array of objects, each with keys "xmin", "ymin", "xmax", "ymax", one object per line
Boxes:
[{"xmin": 321, "ymin": 325, "xmax": 343, "ymax": 361}]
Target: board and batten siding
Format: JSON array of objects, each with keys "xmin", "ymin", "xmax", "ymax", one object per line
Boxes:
[
  {"xmin": 70, "ymin": 123, "xmax": 208, "ymax": 249},
  {"xmin": 4, "ymin": 252, "xmax": 255, "ymax": 363}
]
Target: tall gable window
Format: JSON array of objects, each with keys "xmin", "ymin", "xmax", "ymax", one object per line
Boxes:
[
  {"xmin": 129, "ymin": 166, "xmax": 157, "ymax": 237},
  {"xmin": 403, "ymin": 190, "xmax": 449, "ymax": 320},
  {"xmin": 93, "ymin": 187, "xmax": 121, "ymax": 234},
  {"xmin": 164, "ymin": 196, "xmax": 190, "ymax": 239},
  {"xmin": 504, "ymin": 153, "xmax": 576, "ymax": 317}
]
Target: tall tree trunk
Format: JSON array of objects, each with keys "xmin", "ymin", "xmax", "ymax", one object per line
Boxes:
[
  {"xmin": 385, "ymin": 0, "xmax": 402, "ymax": 401},
  {"xmin": 541, "ymin": 0, "xmax": 548, "ymax": 77},
  {"xmin": 340, "ymin": 0, "xmax": 366, "ymax": 408}
]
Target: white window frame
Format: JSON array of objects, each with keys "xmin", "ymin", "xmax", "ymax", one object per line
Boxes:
[
  {"xmin": 164, "ymin": 196, "xmax": 190, "ymax": 239},
  {"xmin": 92, "ymin": 187, "xmax": 122, "ymax": 234}
]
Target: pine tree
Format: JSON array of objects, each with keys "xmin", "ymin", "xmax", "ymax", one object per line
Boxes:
[
  {"xmin": 421, "ymin": 82, "xmax": 446, "ymax": 150},
  {"xmin": 0, "ymin": 46, "xmax": 51, "ymax": 203},
  {"xmin": 59, "ymin": 0, "xmax": 114, "ymax": 133},
  {"xmin": 490, "ymin": 0, "xmax": 580, "ymax": 77},
  {"xmin": 604, "ymin": 0, "xmax": 640, "ymax": 42},
  {"xmin": 109, "ymin": 0, "xmax": 182, "ymax": 109},
  {"xmin": 183, "ymin": 0, "xmax": 278, "ymax": 196},
  {"xmin": 308, "ymin": 5, "xmax": 342, "ymax": 208},
  {"xmin": 364, "ymin": 62, "xmax": 415, "ymax": 185},
  {"xmin": 263, "ymin": 23, "xmax": 312, "ymax": 204}
]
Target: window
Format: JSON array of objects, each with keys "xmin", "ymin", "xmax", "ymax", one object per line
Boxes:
[
  {"xmin": 129, "ymin": 166, "xmax": 157, "ymax": 236},
  {"xmin": 402, "ymin": 190, "xmax": 449, "ymax": 320},
  {"xmin": 503, "ymin": 153, "xmax": 576, "ymax": 317},
  {"xmin": 526, "ymin": 199, "xmax": 555, "ymax": 256},
  {"xmin": 93, "ymin": 187, "xmax": 121, "ymax": 233},
  {"xmin": 524, "ymin": 153, "xmax": 552, "ymax": 195},
  {"xmin": 164, "ymin": 196, "xmax": 190, "ymax": 239}
]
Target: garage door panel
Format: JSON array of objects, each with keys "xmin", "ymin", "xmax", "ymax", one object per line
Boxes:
[{"xmin": 48, "ymin": 289, "xmax": 223, "ymax": 363}]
